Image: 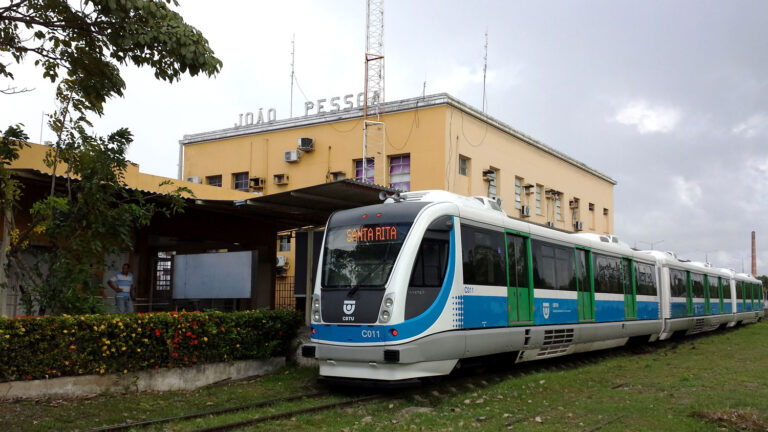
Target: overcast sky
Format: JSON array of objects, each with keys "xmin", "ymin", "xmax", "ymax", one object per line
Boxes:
[{"xmin": 2, "ymin": 0, "xmax": 767, "ymax": 275}]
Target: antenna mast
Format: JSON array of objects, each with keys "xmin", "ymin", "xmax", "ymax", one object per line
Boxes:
[
  {"xmin": 363, "ymin": 0, "xmax": 385, "ymax": 184},
  {"xmin": 482, "ymin": 30, "xmax": 488, "ymax": 113},
  {"xmin": 290, "ymin": 34, "xmax": 295, "ymax": 118}
]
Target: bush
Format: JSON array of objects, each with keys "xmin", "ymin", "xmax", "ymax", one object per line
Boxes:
[{"xmin": 0, "ymin": 309, "xmax": 302, "ymax": 382}]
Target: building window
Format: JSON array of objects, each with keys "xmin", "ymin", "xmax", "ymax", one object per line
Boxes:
[
  {"xmin": 535, "ymin": 185, "xmax": 542, "ymax": 214},
  {"xmin": 232, "ymin": 172, "xmax": 249, "ymax": 191},
  {"xmin": 514, "ymin": 177, "xmax": 523, "ymax": 209},
  {"xmin": 571, "ymin": 198, "xmax": 580, "ymax": 223},
  {"xmin": 555, "ymin": 195, "xmax": 562, "ymax": 221},
  {"xmin": 485, "ymin": 168, "xmax": 498, "ymax": 199},
  {"xmin": 354, "ymin": 158, "xmax": 374, "ymax": 184},
  {"xmin": 206, "ymin": 175, "xmax": 222, "ymax": 187},
  {"xmin": 389, "ymin": 155, "xmax": 411, "ymax": 191},
  {"xmin": 278, "ymin": 235, "xmax": 291, "ymax": 252},
  {"xmin": 458, "ymin": 155, "xmax": 469, "ymax": 176}
]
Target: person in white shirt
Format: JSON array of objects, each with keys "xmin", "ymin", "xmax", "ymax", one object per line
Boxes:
[{"xmin": 108, "ymin": 263, "xmax": 134, "ymax": 313}]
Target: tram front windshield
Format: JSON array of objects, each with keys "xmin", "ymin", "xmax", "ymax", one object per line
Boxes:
[{"xmin": 322, "ymin": 223, "xmax": 411, "ymax": 289}]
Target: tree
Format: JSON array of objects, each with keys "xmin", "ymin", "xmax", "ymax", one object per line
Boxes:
[
  {"xmin": 1, "ymin": 0, "xmax": 219, "ymax": 314},
  {"xmin": 1, "ymin": 0, "xmax": 222, "ymax": 115}
]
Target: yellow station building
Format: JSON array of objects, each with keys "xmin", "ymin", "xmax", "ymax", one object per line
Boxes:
[{"xmin": 180, "ymin": 93, "xmax": 617, "ymax": 289}]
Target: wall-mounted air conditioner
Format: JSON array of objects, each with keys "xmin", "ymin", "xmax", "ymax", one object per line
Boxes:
[
  {"xmin": 284, "ymin": 150, "xmax": 300, "ymax": 162},
  {"xmin": 250, "ymin": 177, "xmax": 265, "ymax": 190},
  {"xmin": 569, "ymin": 200, "xmax": 579, "ymax": 209},
  {"xmin": 273, "ymin": 174, "xmax": 290, "ymax": 185},
  {"xmin": 482, "ymin": 169, "xmax": 496, "ymax": 181},
  {"xmin": 186, "ymin": 176, "xmax": 202, "ymax": 184},
  {"xmin": 297, "ymin": 137, "xmax": 314, "ymax": 152},
  {"xmin": 546, "ymin": 221, "xmax": 556, "ymax": 228},
  {"xmin": 276, "ymin": 255, "xmax": 289, "ymax": 268},
  {"xmin": 574, "ymin": 221, "xmax": 584, "ymax": 231},
  {"xmin": 520, "ymin": 205, "xmax": 531, "ymax": 217}
]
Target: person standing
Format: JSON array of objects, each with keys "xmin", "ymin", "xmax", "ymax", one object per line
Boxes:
[{"xmin": 108, "ymin": 263, "xmax": 134, "ymax": 313}]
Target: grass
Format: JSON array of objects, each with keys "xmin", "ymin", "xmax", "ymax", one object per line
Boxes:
[{"xmin": 2, "ymin": 322, "xmax": 767, "ymax": 431}]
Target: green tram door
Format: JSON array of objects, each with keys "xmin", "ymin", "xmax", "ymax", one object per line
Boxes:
[
  {"xmin": 575, "ymin": 247, "xmax": 595, "ymax": 322},
  {"xmin": 621, "ymin": 257, "xmax": 637, "ymax": 320},
  {"xmin": 505, "ymin": 230, "xmax": 533, "ymax": 323}
]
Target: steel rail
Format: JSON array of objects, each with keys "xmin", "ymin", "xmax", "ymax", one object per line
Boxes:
[
  {"xmin": 192, "ymin": 394, "xmax": 384, "ymax": 432},
  {"xmin": 87, "ymin": 391, "xmax": 328, "ymax": 432}
]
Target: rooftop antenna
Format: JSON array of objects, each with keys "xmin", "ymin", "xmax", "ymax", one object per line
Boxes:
[
  {"xmin": 422, "ymin": 79, "xmax": 426, "ymax": 98},
  {"xmin": 289, "ymin": 34, "xmax": 295, "ymax": 118},
  {"xmin": 482, "ymin": 29, "xmax": 488, "ymax": 113},
  {"xmin": 363, "ymin": 0, "xmax": 385, "ymax": 184}
]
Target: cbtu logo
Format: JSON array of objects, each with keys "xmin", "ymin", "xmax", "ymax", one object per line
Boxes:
[{"xmin": 343, "ymin": 300, "xmax": 356, "ymax": 315}]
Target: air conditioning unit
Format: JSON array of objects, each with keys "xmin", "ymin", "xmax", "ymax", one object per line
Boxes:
[
  {"xmin": 546, "ymin": 221, "xmax": 555, "ymax": 228},
  {"xmin": 482, "ymin": 169, "xmax": 496, "ymax": 181},
  {"xmin": 520, "ymin": 205, "xmax": 531, "ymax": 217},
  {"xmin": 250, "ymin": 177, "xmax": 265, "ymax": 189},
  {"xmin": 186, "ymin": 176, "xmax": 202, "ymax": 184},
  {"xmin": 569, "ymin": 200, "xmax": 579, "ymax": 209},
  {"xmin": 284, "ymin": 150, "xmax": 300, "ymax": 162},
  {"xmin": 574, "ymin": 221, "xmax": 584, "ymax": 231},
  {"xmin": 273, "ymin": 174, "xmax": 289, "ymax": 185},
  {"xmin": 276, "ymin": 255, "xmax": 289, "ymax": 268},
  {"xmin": 297, "ymin": 137, "xmax": 314, "ymax": 152}
]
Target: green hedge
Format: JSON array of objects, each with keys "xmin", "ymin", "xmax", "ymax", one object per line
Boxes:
[{"xmin": 0, "ymin": 309, "xmax": 302, "ymax": 382}]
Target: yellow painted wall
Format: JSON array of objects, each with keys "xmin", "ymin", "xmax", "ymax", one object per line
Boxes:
[
  {"xmin": 183, "ymin": 103, "xmax": 614, "ymax": 234},
  {"xmin": 183, "ymin": 106, "xmax": 448, "ymax": 194},
  {"xmin": 10, "ymin": 142, "xmax": 253, "ymax": 201},
  {"xmin": 443, "ymin": 107, "xmax": 614, "ymax": 233}
]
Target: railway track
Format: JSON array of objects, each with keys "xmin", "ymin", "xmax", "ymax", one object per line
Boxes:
[{"xmin": 87, "ymin": 343, "xmax": 658, "ymax": 432}]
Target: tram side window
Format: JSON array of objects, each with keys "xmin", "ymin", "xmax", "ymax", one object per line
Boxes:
[
  {"xmin": 691, "ymin": 273, "xmax": 705, "ymax": 298},
  {"xmin": 461, "ymin": 225, "xmax": 506, "ymax": 286},
  {"xmin": 409, "ymin": 236, "xmax": 450, "ymax": 287},
  {"xmin": 406, "ymin": 231, "xmax": 450, "ymax": 320},
  {"xmin": 735, "ymin": 282, "xmax": 742, "ymax": 300},
  {"xmin": 531, "ymin": 240, "xmax": 575, "ymax": 291},
  {"xmin": 708, "ymin": 276, "xmax": 719, "ymax": 299},
  {"xmin": 723, "ymin": 279, "xmax": 732, "ymax": 299},
  {"xmin": 669, "ymin": 269, "xmax": 687, "ymax": 298},
  {"xmin": 593, "ymin": 254, "xmax": 622, "ymax": 294},
  {"xmin": 635, "ymin": 262, "xmax": 657, "ymax": 296}
]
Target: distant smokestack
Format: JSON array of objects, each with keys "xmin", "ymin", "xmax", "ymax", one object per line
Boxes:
[{"xmin": 752, "ymin": 231, "xmax": 757, "ymax": 277}]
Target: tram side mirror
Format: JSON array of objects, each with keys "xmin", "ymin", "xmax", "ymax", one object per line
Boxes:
[{"xmin": 428, "ymin": 216, "xmax": 453, "ymax": 231}]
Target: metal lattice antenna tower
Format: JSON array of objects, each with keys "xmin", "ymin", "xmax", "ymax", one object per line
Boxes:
[
  {"xmin": 362, "ymin": 0, "xmax": 385, "ymax": 184},
  {"xmin": 364, "ymin": 0, "xmax": 384, "ymax": 119}
]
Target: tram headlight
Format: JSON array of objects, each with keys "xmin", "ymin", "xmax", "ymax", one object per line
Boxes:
[
  {"xmin": 378, "ymin": 293, "xmax": 395, "ymax": 323},
  {"xmin": 311, "ymin": 293, "xmax": 321, "ymax": 323}
]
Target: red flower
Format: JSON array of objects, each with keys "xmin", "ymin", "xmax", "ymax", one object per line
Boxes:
[
  {"xmin": 185, "ymin": 331, "xmax": 192, "ymax": 337},
  {"xmin": 154, "ymin": 365, "xmax": 159, "ymax": 369},
  {"xmin": 184, "ymin": 357, "xmax": 188, "ymax": 362},
  {"xmin": 154, "ymin": 328, "xmax": 162, "ymax": 336},
  {"xmin": 171, "ymin": 352, "xmax": 179, "ymax": 358}
]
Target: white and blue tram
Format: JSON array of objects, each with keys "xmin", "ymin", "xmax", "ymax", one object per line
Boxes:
[{"xmin": 301, "ymin": 191, "xmax": 764, "ymax": 381}]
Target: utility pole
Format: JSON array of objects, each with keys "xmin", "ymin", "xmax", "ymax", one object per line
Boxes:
[
  {"xmin": 482, "ymin": 30, "xmax": 488, "ymax": 113},
  {"xmin": 290, "ymin": 34, "xmax": 295, "ymax": 118}
]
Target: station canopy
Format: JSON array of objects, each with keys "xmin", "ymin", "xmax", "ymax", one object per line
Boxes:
[{"xmin": 192, "ymin": 179, "xmax": 395, "ymax": 230}]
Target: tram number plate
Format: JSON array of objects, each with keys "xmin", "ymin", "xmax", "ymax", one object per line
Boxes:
[{"xmin": 361, "ymin": 329, "xmax": 381, "ymax": 338}]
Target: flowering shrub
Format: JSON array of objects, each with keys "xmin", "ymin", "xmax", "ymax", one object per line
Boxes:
[{"xmin": 0, "ymin": 309, "xmax": 302, "ymax": 382}]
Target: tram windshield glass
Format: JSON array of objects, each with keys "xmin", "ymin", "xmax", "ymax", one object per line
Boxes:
[{"xmin": 322, "ymin": 223, "xmax": 412, "ymax": 289}]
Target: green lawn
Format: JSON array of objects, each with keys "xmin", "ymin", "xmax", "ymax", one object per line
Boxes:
[{"xmin": 2, "ymin": 322, "xmax": 767, "ymax": 431}]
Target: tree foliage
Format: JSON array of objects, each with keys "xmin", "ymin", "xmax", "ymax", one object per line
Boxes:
[
  {"xmin": 1, "ymin": 0, "xmax": 222, "ymax": 115},
  {"xmin": 1, "ymin": 0, "xmax": 213, "ymax": 315}
]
